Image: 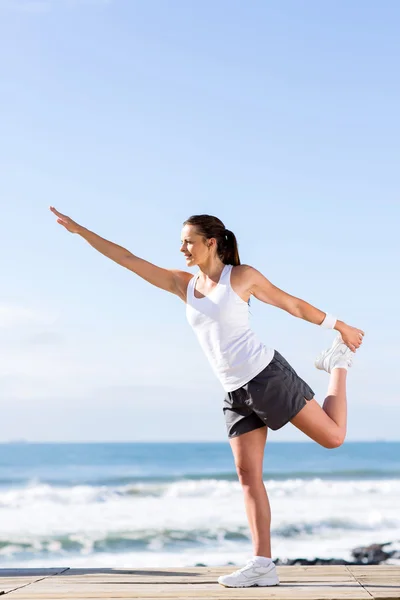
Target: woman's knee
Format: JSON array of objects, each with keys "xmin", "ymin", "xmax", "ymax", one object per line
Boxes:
[
  {"xmin": 235, "ymin": 464, "xmax": 263, "ymax": 485},
  {"xmin": 323, "ymin": 431, "xmax": 346, "ymax": 449},
  {"xmin": 230, "ymin": 426, "xmax": 267, "ymax": 484},
  {"xmin": 290, "ymin": 399, "xmax": 346, "ymax": 449}
]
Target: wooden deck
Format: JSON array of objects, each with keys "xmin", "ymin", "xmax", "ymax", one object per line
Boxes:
[{"xmin": 0, "ymin": 566, "xmax": 399, "ymax": 599}]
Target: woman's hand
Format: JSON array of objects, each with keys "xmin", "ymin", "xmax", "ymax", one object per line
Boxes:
[
  {"xmin": 337, "ymin": 323, "xmax": 365, "ymax": 352},
  {"xmin": 50, "ymin": 206, "xmax": 83, "ymax": 234}
]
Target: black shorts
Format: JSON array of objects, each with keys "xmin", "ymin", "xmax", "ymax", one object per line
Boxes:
[{"xmin": 222, "ymin": 350, "xmax": 315, "ymax": 438}]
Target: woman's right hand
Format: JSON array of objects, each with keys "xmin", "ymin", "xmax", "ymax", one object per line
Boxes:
[{"xmin": 50, "ymin": 206, "xmax": 83, "ymax": 234}]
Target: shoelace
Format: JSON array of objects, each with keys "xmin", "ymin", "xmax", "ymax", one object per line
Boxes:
[{"xmin": 230, "ymin": 559, "xmax": 259, "ymax": 576}]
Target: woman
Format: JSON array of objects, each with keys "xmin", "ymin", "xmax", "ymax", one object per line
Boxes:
[{"xmin": 50, "ymin": 207, "xmax": 364, "ymax": 588}]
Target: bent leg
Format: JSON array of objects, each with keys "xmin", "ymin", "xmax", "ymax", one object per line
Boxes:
[
  {"xmin": 290, "ymin": 368, "xmax": 347, "ymax": 448},
  {"xmin": 229, "ymin": 425, "xmax": 271, "ymax": 558}
]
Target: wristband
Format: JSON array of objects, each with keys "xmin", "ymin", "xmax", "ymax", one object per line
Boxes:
[{"xmin": 320, "ymin": 313, "xmax": 337, "ymax": 329}]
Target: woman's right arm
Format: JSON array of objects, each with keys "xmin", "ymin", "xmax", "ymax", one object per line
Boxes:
[{"xmin": 49, "ymin": 206, "xmax": 188, "ymax": 298}]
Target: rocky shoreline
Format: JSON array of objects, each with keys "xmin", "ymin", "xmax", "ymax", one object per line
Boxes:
[
  {"xmin": 195, "ymin": 541, "xmax": 400, "ymax": 567},
  {"xmin": 273, "ymin": 541, "xmax": 400, "ymax": 566}
]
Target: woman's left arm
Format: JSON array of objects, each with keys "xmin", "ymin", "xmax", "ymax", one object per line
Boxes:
[{"xmin": 245, "ymin": 266, "xmax": 364, "ymax": 352}]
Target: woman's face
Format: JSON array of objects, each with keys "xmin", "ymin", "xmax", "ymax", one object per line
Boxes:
[{"xmin": 180, "ymin": 225, "xmax": 209, "ymax": 266}]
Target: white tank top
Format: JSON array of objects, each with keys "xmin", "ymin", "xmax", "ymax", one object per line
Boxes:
[{"xmin": 186, "ymin": 264, "xmax": 274, "ymax": 392}]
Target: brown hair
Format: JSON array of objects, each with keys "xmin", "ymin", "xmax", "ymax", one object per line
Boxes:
[{"xmin": 182, "ymin": 214, "xmax": 241, "ymax": 266}]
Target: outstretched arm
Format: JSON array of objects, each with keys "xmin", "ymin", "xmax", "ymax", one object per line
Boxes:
[
  {"xmin": 245, "ymin": 265, "xmax": 364, "ymax": 352},
  {"xmin": 49, "ymin": 207, "xmax": 187, "ymax": 298}
]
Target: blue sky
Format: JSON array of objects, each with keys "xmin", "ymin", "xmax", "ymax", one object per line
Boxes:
[{"xmin": 1, "ymin": 0, "xmax": 399, "ymax": 442}]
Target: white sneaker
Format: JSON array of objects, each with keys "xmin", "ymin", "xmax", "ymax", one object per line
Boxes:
[
  {"xmin": 315, "ymin": 334, "xmax": 354, "ymax": 373},
  {"xmin": 217, "ymin": 558, "xmax": 279, "ymax": 587}
]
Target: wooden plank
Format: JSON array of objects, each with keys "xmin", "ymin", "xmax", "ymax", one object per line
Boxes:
[
  {"xmin": 2, "ymin": 566, "xmax": 398, "ymax": 599},
  {"xmin": 4, "ymin": 566, "xmax": 373, "ymax": 599},
  {"xmin": 38, "ymin": 565, "xmax": 359, "ymax": 582},
  {"xmin": 4, "ymin": 585, "xmax": 372, "ymax": 600},
  {"xmin": 0, "ymin": 569, "xmax": 67, "ymax": 595},
  {"xmin": 363, "ymin": 590, "xmax": 400, "ymax": 600},
  {"xmin": 347, "ymin": 565, "xmax": 400, "ymax": 599},
  {"xmin": 348, "ymin": 566, "xmax": 400, "ymax": 577}
]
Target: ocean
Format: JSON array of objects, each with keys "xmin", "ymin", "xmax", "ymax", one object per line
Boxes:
[{"xmin": 0, "ymin": 441, "xmax": 399, "ymax": 568}]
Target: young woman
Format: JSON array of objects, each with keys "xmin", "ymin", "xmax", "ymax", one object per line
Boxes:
[{"xmin": 50, "ymin": 207, "xmax": 364, "ymax": 588}]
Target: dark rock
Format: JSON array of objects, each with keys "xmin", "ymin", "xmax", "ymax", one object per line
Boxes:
[{"xmin": 351, "ymin": 542, "xmax": 397, "ymax": 564}]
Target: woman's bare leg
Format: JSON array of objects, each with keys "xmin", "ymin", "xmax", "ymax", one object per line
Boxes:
[
  {"xmin": 290, "ymin": 367, "xmax": 348, "ymax": 448},
  {"xmin": 229, "ymin": 425, "xmax": 271, "ymax": 558},
  {"xmin": 323, "ymin": 367, "xmax": 347, "ymax": 432}
]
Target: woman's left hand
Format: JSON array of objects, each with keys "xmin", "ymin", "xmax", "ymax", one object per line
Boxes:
[{"xmin": 338, "ymin": 323, "xmax": 365, "ymax": 352}]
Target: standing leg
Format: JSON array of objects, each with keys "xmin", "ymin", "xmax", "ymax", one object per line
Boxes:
[
  {"xmin": 229, "ymin": 425, "xmax": 271, "ymax": 557},
  {"xmin": 218, "ymin": 424, "xmax": 279, "ymax": 587}
]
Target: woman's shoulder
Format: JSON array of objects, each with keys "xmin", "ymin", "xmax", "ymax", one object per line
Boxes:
[
  {"xmin": 231, "ymin": 263, "xmax": 255, "ymax": 281},
  {"xmin": 230, "ymin": 264, "xmax": 255, "ymax": 303}
]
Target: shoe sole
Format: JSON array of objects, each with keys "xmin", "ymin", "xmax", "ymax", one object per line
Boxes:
[
  {"xmin": 218, "ymin": 576, "xmax": 280, "ymax": 587},
  {"xmin": 314, "ymin": 352, "xmax": 327, "ymax": 370}
]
